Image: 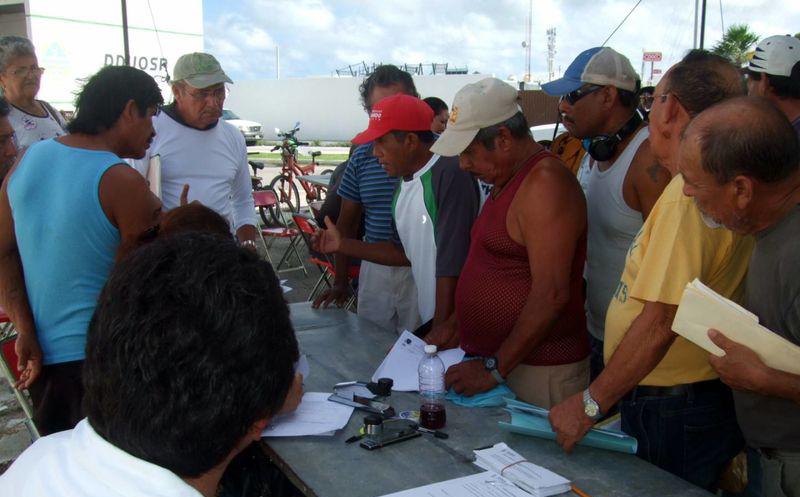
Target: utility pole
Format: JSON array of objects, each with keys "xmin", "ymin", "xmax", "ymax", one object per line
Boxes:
[
  {"xmin": 546, "ymin": 27, "xmax": 556, "ymax": 82},
  {"xmin": 522, "ymin": 0, "xmax": 532, "ymax": 82},
  {"xmin": 275, "ymin": 46, "xmax": 280, "ymax": 80},
  {"xmin": 699, "ymin": 0, "xmax": 708, "ymax": 49},
  {"xmin": 693, "ymin": 0, "xmax": 699, "ymax": 48},
  {"xmin": 121, "ymin": 0, "xmax": 130, "ymax": 65}
]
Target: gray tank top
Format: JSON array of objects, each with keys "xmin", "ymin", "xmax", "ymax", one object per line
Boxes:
[{"xmin": 584, "ymin": 126, "xmax": 649, "ymax": 340}]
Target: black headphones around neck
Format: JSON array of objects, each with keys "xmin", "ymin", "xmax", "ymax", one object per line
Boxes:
[{"xmin": 585, "ymin": 111, "xmax": 643, "ymax": 162}]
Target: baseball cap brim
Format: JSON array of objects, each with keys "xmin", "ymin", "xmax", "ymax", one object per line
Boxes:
[
  {"xmin": 430, "ymin": 127, "xmax": 480, "ymax": 157},
  {"xmin": 540, "ymin": 77, "xmax": 583, "ymax": 96},
  {"xmin": 352, "ymin": 126, "xmax": 390, "ymax": 145},
  {"xmin": 183, "ymin": 72, "xmax": 234, "ymax": 89}
]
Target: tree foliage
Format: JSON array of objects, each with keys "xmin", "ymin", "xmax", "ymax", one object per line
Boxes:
[{"xmin": 712, "ymin": 24, "xmax": 760, "ymax": 66}]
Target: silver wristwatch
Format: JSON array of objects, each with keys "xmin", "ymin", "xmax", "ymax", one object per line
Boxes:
[{"xmin": 583, "ymin": 388, "xmax": 602, "ymax": 421}]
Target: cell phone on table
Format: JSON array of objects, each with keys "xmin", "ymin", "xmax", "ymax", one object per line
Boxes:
[{"xmin": 359, "ymin": 430, "xmax": 421, "ymax": 450}]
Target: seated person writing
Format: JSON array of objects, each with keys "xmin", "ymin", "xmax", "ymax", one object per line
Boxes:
[{"xmin": 0, "ymin": 232, "xmax": 303, "ymax": 497}]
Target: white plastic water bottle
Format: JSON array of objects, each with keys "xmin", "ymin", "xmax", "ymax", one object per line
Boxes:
[{"xmin": 418, "ymin": 344, "xmax": 446, "ymax": 429}]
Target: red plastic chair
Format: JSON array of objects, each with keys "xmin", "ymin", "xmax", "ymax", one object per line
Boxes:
[
  {"xmin": 291, "ymin": 214, "xmax": 359, "ymax": 307},
  {"xmin": 0, "ymin": 307, "xmax": 40, "ymax": 439},
  {"xmin": 253, "ymin": 190, "xmax": 306, "ymax": 275}
]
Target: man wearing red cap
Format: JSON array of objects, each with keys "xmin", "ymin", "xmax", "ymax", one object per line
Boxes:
[{"xmin": 314, "ymin": 94, "xmax": 479, "ymax": 332}]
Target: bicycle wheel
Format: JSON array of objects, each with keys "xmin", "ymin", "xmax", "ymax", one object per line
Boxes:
[{"xmin": 268, "ymin": 174, "xmax": 300, "ymax": 226}]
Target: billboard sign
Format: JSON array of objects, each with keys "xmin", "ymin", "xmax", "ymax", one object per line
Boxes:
[
  {"xmin": 643, "ymin": 52, "xmax": 662, "ymax": 62},
  {"xmin": 29, "ymin": 0, "xmax": 203, "ymax": 110}
]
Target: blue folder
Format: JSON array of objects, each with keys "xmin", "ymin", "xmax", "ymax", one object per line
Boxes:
[{"xmin": 498, "ymin": 398, "xmax": 638, "ymax": 454}]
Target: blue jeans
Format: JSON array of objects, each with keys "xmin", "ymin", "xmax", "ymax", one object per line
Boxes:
[{"xmin": 620, "ymin": 380, "xmax": 744, "ymax": 492}]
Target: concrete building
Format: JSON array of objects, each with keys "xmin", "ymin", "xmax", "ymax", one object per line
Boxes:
[{"xmin": 0, "ymin": 0, "xmax": 203, "ymax": 110}]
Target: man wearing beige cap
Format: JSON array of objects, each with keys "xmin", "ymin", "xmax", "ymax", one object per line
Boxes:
[
  {"xmin": 434, "ymin": 77, "xmax": 590, "ymax": 408},
  {"xmin": 133, "ymin": 52, "xmax": 257, "ymax": 248}
]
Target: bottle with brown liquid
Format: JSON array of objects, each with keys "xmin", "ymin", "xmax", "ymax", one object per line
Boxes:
[{"xmin": 418, "ymin": 344, "xmax": 446, "ymax": 429}]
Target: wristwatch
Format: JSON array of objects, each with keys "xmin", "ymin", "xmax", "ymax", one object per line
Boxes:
[
  {"xmin": 240, "ymin": 239, "xmax": 257, "ymax": 251},
  {"xmin": 483, "ymin": 356, "xmax": 505, "ymax": 384},
  {"xmin": 583, "ymin": 388, "xmax": 602, "ymax": 421}
]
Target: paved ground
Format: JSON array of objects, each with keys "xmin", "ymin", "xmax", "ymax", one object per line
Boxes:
[{"xmin": 0, "ymin": 201, "xmax": 353, "ymax": 472}]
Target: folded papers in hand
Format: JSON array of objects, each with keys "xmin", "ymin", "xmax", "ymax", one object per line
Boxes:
[
  {"xmin": 499, "ymin": 398, "xmax": 638, "ymax": 454},
  {"xmin": 672, "ymin": 278, "xmax": 800, "ymax": 375}
]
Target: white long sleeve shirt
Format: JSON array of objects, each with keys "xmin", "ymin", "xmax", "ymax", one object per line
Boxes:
[
  {"xmin": 133, "ymin": 109, "xmax": 256, "ymax": 231},
  {"xmin": 0, "ymin": 419, "xmax": 202, "ymax": 497}
]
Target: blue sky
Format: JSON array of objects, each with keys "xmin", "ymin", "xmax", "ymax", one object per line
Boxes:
[{"xmin": 202, "ymin": 0, "xmax": 800, "ymax": 83}]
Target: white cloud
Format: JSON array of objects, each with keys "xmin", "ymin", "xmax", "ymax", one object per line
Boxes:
[{"xmin": 203, "ymin": 0, "xmax": 800, "ymax": 83}]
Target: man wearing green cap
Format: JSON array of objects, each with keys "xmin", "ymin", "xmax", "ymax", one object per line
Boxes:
[{"xmin": 133, "ymin": 52, "xmax": 258, "ymax": 249}]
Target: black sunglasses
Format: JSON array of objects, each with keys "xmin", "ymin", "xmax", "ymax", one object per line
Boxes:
[{"xmin": 561, "ymin": 85, "xmax": 604, "ymax": 105}]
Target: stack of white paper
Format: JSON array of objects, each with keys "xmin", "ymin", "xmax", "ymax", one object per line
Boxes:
[
  {"xmin": 261, "ymin": 392, "xmax": 353, "ymax": 437},
  {"xmin": 378, "ymin": 471, "xmax": 531, "ymax": 497},
  {"xmin": 371, "ymin": 330, "xmax": 465, "ymax": 391},
  {"xmin": 473, "ymin": 443, "xmax": 571, "ymax": 497},
  {"xmin": 672, "ymin": 279, "xmax": 800, "ymax": 374},
  {"xmin": 280, "ymin": 279, "xmax": 292, "ymax": 294}
]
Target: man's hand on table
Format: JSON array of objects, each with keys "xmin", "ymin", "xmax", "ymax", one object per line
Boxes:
[
  {"xmin": 278, "ymin": 372, "xmax": 304, "ymax": 415},
  {"xmin": 311, "ymin": 216, "xmax": 342, "ymax": 254},
  {"xmin": 707, "ymin": 328, "xmax": 769, "ymax": 393},
  {"xmin": 15, "ymin": 330, "xmax": 42, "ymax": 389},
  {"xmin": 549, "ymin": 392, "xmax": 594, "ymax": 454},
  {"xmin": 445, "ymin": 359, "xmax": 497, "ymax": 396}
]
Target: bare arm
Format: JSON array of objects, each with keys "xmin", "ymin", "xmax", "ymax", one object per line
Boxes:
[
  {"xmin": 0, "ymin": 161, "xmax": 41, "ymax": 388},
  {"xmin": 236, "ymin": 225, "xmax": 257, "ymax": 245},
  {"xmin": 625, "ymin": 140, "xmax": 672, "ymax": 220},
  {"xmin": 548, "ymin": 300, "xmax": 677, "ymax": 452},
  {"xmin": 495, "ymin": 161, "xmax": 586, "ymax": 376},
  {"xmin": 98, "ymin": 164, "xmax": 162, "ymax": 262},
  {"xmin": 591, "ymin": 301, "xmax": 677, "ymax": 412},
  {"xmin": 316, "ymin": 214, "xmax": 408, "ymax": 266},
  {"xmin": 433, "ymin": 276, "xmax": 458, "ymax": 329}
]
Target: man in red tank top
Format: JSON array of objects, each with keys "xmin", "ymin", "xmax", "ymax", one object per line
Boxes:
[{"xmin": 429, "ymin": 78, "xmax": 590, "ymax": 408}]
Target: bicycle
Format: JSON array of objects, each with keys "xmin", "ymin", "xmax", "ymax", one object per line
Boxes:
[{"xmin": 268, "ymin": 122, "xmax": 324, "ymax": 226}]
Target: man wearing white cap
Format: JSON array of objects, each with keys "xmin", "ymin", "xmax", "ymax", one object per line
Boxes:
[
  {"xmin": 746, "ymin": 34, "xmax": 800, "ymax": 139},
  {"xmin": 542, "ymin": 47, "xmax": 671, "ymax": 381},
  {"xmin": 133, "ymin": 52, "xmax": 257, "ymax": 248},
  {"xmin": 434, "ymin": 77, "xmax": 590, "ymax": 408}
]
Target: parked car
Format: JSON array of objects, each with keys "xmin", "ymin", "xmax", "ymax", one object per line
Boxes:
[
  {"xmin": 222, "ymin": 109, "xmax": 263, "ymax": 146},
  {"xmin": 530, "ymin": 123, "xmax": 563, "ymax": 146}
]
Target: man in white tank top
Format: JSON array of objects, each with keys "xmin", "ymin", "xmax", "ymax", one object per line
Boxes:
[{"xmin": 542, "ymin": 47, "xmax": 671, "ymax": 379}]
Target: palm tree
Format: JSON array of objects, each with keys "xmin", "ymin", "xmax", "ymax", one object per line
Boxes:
[{"xmin": 712, "ymin": 24, "xmax": 760, "ymax": 66}]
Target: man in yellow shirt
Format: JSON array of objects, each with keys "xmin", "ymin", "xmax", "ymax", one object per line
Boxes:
[{"xmin": 549, "ymin": 50, "xmax": 752, "ymax": 491}]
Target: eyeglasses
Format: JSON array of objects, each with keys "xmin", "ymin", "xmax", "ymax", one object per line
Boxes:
[
  {"xmin": 561, "ymin": 85, "xmax": 604, "ymax": 106},
  {"xmin": 184, "ymin": 85, "xmax": 228, "ymax": 102},
  {"xmin": 8, "ymin": 66, "xmax": 45, "ymax": 78}
]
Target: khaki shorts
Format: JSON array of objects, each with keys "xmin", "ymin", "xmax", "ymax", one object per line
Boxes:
[
  {"xmin": 506, "ymin": 357, "xmax": 590, "ymax": 409},
  {"xmin": 357, "ymin": 261, "xmax": 420, "ymax": 335}
]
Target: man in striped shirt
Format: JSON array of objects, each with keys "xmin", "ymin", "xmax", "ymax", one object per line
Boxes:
[{"xmin": 313, "ymin": 65, "xmax": 422, "ymax": 334}]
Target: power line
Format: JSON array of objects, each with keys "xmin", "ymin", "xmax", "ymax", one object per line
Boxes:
[
  {"xmin": 146, "ymin": 0, "xmax": 169, "ymax": 81},
  {"xmin": 601, "ymin": 0, "xmax": 644, "ymax": 47}
]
